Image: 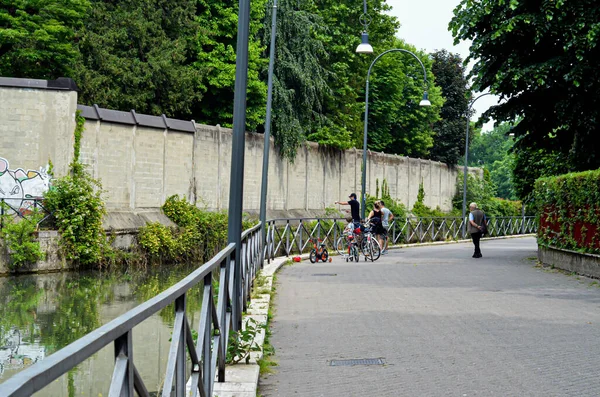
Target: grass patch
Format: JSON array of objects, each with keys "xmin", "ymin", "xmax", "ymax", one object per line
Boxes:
[{"xmin": 257, "ymin": 274, "xmax": 278, "ymax": 376}]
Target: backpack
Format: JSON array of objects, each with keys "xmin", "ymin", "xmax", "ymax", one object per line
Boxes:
[{"xmin": 480, "ymin": 214, "xmax": 488, "ymax": 236}]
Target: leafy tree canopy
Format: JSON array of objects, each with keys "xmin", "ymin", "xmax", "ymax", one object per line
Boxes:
[
  {"xmin": 429, "ymin": 50, "xmax": 471, "ymax": 165},
  {"xmin": 194, "ymin": 0, "xmax": 268, "ymax": 131},
  {"xmin": 450, "ymin": 0, "xmax": 600, "ymax": 183},
  {"xmin": 0, "ymin": 0, "xmax": 90, "ymax": 79},
  {"xmin": 367, "ymin": 39, "xmax": 443, "ymax": 158},
  {"xmin": 73, "ymin": 0, "xmax": 202, "ymax": 118}
]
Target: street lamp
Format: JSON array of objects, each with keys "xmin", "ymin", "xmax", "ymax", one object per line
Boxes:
[
  {"xmin": 360, "ymin": 49, "xmax": 431, "ymax": 220},
  {"xmin": 355, "ymin": 0, "xmax": 373, "ymax": 54},
  {"xmin": 227, "ymin": 0, "xmax": 252, "ymax": 334},
  {"xmin": 259, "ymin": 0, "xmax": 278, "ymax": 264},
  {"xmin": 461, "ymin": 92, "xmax": 492, "ymax": 238}
]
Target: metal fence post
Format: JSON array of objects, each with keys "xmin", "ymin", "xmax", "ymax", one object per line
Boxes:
[{"xmin": 299, "ymin": 220, "xmax": 303, "ymax": 254}]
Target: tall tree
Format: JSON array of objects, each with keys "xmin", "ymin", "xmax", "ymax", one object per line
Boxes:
[
  {"xmin": 450, "ymin": 0, "xmax": 600, "ymax": 197},
  {"xmin": 469, "ymin": 122, "xmax": 517, "ymax": 200},
  {"xmin": 262, "ymin": 0, "xmax": 330, "ymax": 161},
  {"xmin": 194, "ymin": 0, "xmax": 268, "ymax": 131},
  {"xmin": 0, "ymin": 0, "xmax": 89, "ymax": 79},
  {"xmin": 313, "ymin": 0, "xmax": 400, "ymax": 149},
  {"xmin": 73, "ymin": 0, "xmax": 201, "ymax": 118},
  {"xmin": 429, "ymin": 50, "xmax": 471, "ymax": 165},
  {"xmin": 366, "ymin": 39, "xmax": 443, "ymax": 158}
]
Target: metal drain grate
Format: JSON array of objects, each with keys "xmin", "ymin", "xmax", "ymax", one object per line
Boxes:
[
  {"xmin": 329, "ymin": 358, "xmax": 385, "ymax": 366},
  {"xmin": 312, "ymin": 273, "xmax": 337, "ymax": 276}
]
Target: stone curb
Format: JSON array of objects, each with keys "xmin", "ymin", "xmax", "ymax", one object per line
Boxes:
[
  {"xmin": 211, "ymin": 233, "xmax": 535, "ymax": 396},
  {"xmin": 212, "ymin": 256, "xmax": 290, "ymax": 397}
]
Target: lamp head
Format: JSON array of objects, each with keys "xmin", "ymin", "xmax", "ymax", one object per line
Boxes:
[
  {"xmin": 419, "ymin": 91, "xmax": 431, "ymax": 107},
  {"xmin": 355, "ymin": 32, "xmax": 374, "ymax": 54}
]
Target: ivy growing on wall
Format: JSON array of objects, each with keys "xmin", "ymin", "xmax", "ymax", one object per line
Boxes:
[
  {"xmin": 44, "ymin": 114, "xmax": 111, "ymax": 267},
  {"xmin": 534, "ymin": 169, "xmax": 600, "ymax": 254}
]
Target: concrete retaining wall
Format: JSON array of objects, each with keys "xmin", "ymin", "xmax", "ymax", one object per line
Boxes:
[
  {"xmin": 0, "ymin": 231, "xmax": 67, "ymax": 276},
  {"xmin": 0, "ymin": 78, "xmax": 482, "ymax": 223},
  {"xmin": 538, "ymin": 245, "xmax": 600, "ymax": 279}
]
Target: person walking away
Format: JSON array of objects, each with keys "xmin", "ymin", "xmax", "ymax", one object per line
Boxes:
[
  {"xmin": 335, "ymin": 193, "xmax": 361, "ymax": 229},
  {"xmin": 378, "ymin": 200, "xmax": 394, "ymax": 254},
  {"xmin": 468, "ymin": 202, "xmax": 485, "ymax": 258}
]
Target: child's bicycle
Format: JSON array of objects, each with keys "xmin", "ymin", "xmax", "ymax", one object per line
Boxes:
[
  {"xmin": 309, "ymin": 238, "xmax": 330, "ymax": 263},
  {"xmin": 335, "ymin": 231, "xmax": 360, "ymax": 262}
]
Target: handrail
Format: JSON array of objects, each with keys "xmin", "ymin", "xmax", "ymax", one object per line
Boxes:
[
  {"xmin": 264, "ymin": 215, "xmax": 537, "ymax": 261},
  {"xmin": 0, "ymin": 219, "xmax": 266, "ymax": 397},
  {"xmin": 0, "ymin": 243, "xmax": 235, "ymax": 396}
]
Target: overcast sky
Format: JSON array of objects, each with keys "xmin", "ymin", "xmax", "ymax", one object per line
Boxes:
[{"xmin": 385, "ymin": 0, "xmax": 498, "ymax": 131}]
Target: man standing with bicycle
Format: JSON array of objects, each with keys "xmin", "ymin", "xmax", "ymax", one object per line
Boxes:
[{"xmin": 335, "ymin": 193, "xmax": 361, "ymax": 228}]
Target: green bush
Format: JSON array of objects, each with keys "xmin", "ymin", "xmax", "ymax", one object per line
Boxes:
[
  {"xmin": 44, "ymin": 166, "xmax": 110, "ymax": 268},
  {"xmin": 0, "ymin": 213, "xmax": 45, "ymax": 270},
  {"xmin": 534, "ymin": 169, "xmax": 600, "ymax": 253},
  {"xmin": 138, "ymin": 195, "xmax": 255, "ymax": 265}
]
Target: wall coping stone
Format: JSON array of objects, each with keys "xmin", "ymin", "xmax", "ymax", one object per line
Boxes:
[{"xmin": 0, "ymin": 76, "xmax": 78, "ymax": 91}]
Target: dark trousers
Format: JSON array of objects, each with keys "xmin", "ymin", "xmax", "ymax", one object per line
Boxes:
[{"xmin": 471, "ymin": 231, "xmax": 482, "ymax": 256}]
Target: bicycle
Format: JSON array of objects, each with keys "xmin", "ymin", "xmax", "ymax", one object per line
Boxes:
[
  {"xmin": 335, "ymin": 229, "xmax": 359, "ymax": 262},
  {"xmin": 309, "ymin": 238, "xmax": 330, "ymax": 263},
  {"xmin": 360, "ymin": 221, "xmax": 381, "ymax": 261}
]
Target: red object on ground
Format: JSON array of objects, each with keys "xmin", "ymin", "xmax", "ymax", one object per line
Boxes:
[{"xmin": 293, "ymin": 256, "xmax": 302, "ymax": 262}]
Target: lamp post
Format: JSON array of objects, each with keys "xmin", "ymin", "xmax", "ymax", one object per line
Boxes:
[
  {"xmin": 360, "ymin": 49, "xmax": 431, "ymax": 220},
  {"xmin": 461, "ymin": 92, "xmax": 492, "ymax": 238},
  {"xmin": 259, "ymin": 0, "xmax": 278, "ymax": 264},
  {"xmin": 227, "ymin": 0, "xmax": 252, "ymax": 333}
]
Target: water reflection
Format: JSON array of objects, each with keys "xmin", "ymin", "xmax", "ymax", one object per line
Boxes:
[{"xmin": 0, "ymin": 265, "xmax": 205, "ymax": 395}]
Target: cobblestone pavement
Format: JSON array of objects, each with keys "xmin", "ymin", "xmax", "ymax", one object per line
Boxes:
[{"xmin": 258, "ymin": 237, "xmax": 600, "ymax": 397}]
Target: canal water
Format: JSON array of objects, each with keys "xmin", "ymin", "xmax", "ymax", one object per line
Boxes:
[{"xmin": 0, "ymin": 265, "xmax": 205, "ymax": 396}]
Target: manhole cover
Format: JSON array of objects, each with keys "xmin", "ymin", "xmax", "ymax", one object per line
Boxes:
[
  {"xmin": 329, "ymin": 358, "xmax": 385, "ymax": 366},
  {"xmin": 312, "ymin": 273, "xmax": 337, "ymax": 276}
]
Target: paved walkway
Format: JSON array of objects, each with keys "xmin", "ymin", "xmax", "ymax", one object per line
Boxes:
[{"xmin": 258, "ymin": 237, "xmax": 600, "ymax": 396}]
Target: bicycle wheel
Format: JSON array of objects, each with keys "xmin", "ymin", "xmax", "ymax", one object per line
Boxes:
[
  {"xmin": 321, "ymin": 248, "xmax": 329, "ymax": 262},
  {"xmin": 309, "ymin": 249, "xmax": 317, "ymax": 263},
  {"xmin": 335, "ymin": 237, "xmax": 346, "ymax": 256},
  {"xmin": 369, "ymin": 238, "xmax": 381, "ymax": 261},
  {"xmin": 354, "ymin": 245, "xmax": 359, "ymax": 262},
  {"xmin": 360, "ymin": 234, "xmax": 372, "ymax": 260}
]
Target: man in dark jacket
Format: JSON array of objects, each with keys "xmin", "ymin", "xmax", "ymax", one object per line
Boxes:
[
  {"xmin": 468, "ymin": 202, "xmax": 486, "ymax": 258},
  {"xmin": 335, "ymin": 193, "xmax": 361, "ymax": 226}
]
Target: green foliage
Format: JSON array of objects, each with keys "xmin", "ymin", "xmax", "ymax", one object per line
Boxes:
[
  {"xmin": 44, "ymin": 121, "xmax": 109, "ymax": 268},
  {"xmin": 268, "ymin": 0, "xmax": 330, "ymax": 160},
  {"xmin": 450, "ymin": 0, "xmax": 600, "ymax": 177},
  {"xmin": 0, "ymin": 0, "xmax": 90, "ymax": 79},
  {"xmin": 73, "ymin": 0, "xmax": 202, "ymax": 119},
  {"xmin": 314, "ymin": 0, "xmax": 400, "ymax": 150},
  {"xmin": 44, "ymin": 167, "xmax": 109, "ymax": 267},
  {"xmin": 0, "ymin": 213, "xmax": 45, "ymax": 270},
  {"xmin": 365, "ymin": 179, "xmax": 407, "ymax": 219},
  {"xmin": 227, "ymin": 317, "xmax": 263, "ymax": 364},
  {"xmin": 366, "ymin": 39, "xmax": 443, "ymax": 158},
  {"xmin": 194, "ymin": 0, "xmax": 267, "ymax": 131},
  {"xmin": 429, "ymin": 50, "xmax": 472, "ymax": 165},
  {"xmin": 512, "ymin": 144, "xmax": 571, "ymax": 201},
  {"xmin": 411, "ymin": 180, "xmax": 446, "ymax": 218},
  {"xmin": 534, "ymin": 169, "xmax": 600, "ymax": 254},
  {"xmin": 138, "ymin": 195, "xmax": 254, "ymax": 265},
  {"xmin": 453, "ymin": 172, "xmax": 521, "ymax": 217},
  {"xmin": 468, "ymin": 122, "xmax": 517, "ymax": 200}
]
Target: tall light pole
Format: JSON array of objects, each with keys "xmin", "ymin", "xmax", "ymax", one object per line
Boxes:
[
  {"xmin": 461, "ymin": 92, "xmax": 492, "ymax": 238},
  {"xmin": 360, "ymin": 49, "xmax": 431, "ymax": 220},
  {"xmin": 259, "ymin": 0, "xmax": 278, "ymax": 264},
  {"xmin": 227, "ymin": 0, "xmax": 251, "ymax": 332}
]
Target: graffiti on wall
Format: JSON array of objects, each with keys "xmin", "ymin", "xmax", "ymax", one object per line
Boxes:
[{"xmin": 0, "ymin": 157, "xmax": 51, "ymax": 211}]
